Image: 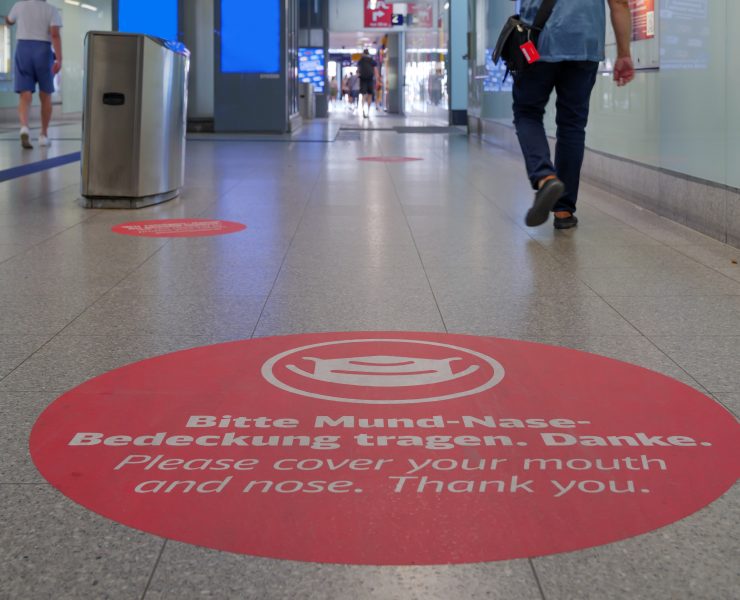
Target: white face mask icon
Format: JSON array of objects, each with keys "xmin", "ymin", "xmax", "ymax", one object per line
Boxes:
[{"xmin": 286, "ymin": 355, "xmax": 479, "ymax": 387}]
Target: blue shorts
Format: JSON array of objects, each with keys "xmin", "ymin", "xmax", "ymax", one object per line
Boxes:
[{"xmin": 14, "ymin": 40, "xmax": 55, "ymax": 94}]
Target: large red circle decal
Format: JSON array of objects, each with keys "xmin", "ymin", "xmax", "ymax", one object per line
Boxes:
[
  {"xmin": 112, "ymin": 219, "xmax": 246, "ymax": 238},
  {"xmin": 30, "ymin": 332, "xmax": 740, "ymax": 565}
]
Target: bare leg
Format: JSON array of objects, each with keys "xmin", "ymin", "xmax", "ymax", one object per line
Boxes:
[
  {"xmin": 39, "ymin": 92, "xmax": 53, "ymax": 136},
  {"xmin": 19, "ymin": 91, "xmax": 33, "ymax": 128}
]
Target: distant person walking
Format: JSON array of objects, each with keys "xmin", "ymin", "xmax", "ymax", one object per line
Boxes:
[
  {"xmin": 514, "ymin": 0, "xmax": 633, "ymax": 229},
  {"xmin": 6, "ymin": 0, "xmax": 63, "ymax": 149},
  {"xmin": 349, "ymin": 72, "xmax": 360, "ymax": 112},
  {"xmin": 329, "ymin": 76, "xmax": 339, "ymax": 105},
  {"xmin": 356, "ymin": 49, "xmax": 378, "ymax": 118}
]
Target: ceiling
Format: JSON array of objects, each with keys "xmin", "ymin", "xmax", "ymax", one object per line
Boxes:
[{"xmin": 328, "ymin": 31, "xmax": 386, "ymax": 51}]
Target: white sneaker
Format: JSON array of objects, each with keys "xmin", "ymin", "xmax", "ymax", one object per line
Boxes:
[
  {"xmin": 39, "ymin": 135, "xmax": 50, "ymax": 147},
  {"xmin": 20, "ymin": 126, "xmax": 32, "ymax": 149}
]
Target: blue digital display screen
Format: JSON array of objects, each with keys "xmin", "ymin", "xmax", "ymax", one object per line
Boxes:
[
  {"xmin": 221, "ymin": 0, "xmax": 280, "ymax": 74},
  {"xmin": 298, "ymin": 48, "xmax": 325, "ymax": 93},
  {"xmin": 118, "ymin": 0, "xmax": 179, "ymax": 42}
]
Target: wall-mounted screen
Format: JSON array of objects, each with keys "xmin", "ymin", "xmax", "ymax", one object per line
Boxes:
[
  {"xmin": 298, "ymin": 48, "xmax": 325, "ymax": 93},
  {"xmin": 118, "ymin": 0, "xmax": 178, "ymax": 41},
  {"xmin": 221, "ymin": 0, "xmax": 280, "ymax": 74}
]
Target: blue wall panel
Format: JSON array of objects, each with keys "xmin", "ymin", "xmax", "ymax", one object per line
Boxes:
[
  {"xmin": 118, "ymin": 0, "xmax": 179, "ymax": 41},
  {"xmin": 221, "ymin": 0, "xmax": 280, "ymax": 73}
]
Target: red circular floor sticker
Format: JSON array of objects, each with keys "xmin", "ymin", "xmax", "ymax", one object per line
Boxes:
[
  {"xmin": 112, "ymin": 219, "xmax": 246, "ymax": 238},
  {"xmin": 30, "ymin": 333, "xmax": 740, "ymax": 565},
  {"xmin": 358, "ymin": 156, "xmax": 423, "ymax": 163}
]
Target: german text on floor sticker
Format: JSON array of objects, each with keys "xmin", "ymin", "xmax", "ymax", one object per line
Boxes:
[
  {"xmin": 112, "ymin": 219, "xmax": 246, "ymax": 238},
  {"xmin": 30, "ymin": 333, "xmax": 740, "ymax": 565}
]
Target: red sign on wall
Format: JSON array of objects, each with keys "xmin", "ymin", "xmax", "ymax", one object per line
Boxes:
[
  {"xmin": 364, "ymin": 0, "xmax": 392, "ymax": 28},
  {"xmin": 409, "ymin": 2, "xmax": 434, "ymax": 29},
  {"xmin": 629, "ymin": 0, "xmax": 655, "ymax": 41}
]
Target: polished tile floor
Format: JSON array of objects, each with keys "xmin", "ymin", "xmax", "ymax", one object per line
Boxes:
[{"xmin": 1, "ymin": 112, "xmax": 739, "ymax": 599}]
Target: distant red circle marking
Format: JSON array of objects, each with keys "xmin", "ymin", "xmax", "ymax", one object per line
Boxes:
[
  {"xmin": 358, "ymin": 156, "xmax": 423, "ymax": 163},
  {"xmin": 112, "ymin": 219, "xmax": 246, "ymax": 238},
  {"xmin": 30, "ymin": 332, "xmax": 740, "ymax": 565}
]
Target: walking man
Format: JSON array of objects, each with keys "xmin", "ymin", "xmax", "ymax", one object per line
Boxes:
[
  {"xmin": 515, "ymin": 0, "xmax": 634, "ymax": 229},
  {"xmin": 356, "ymin": 49, "xmax": 378, "ymax": 118},
  {"xmin": 6, "ymin": 0, "xmax": 63, "ymax": 149}
]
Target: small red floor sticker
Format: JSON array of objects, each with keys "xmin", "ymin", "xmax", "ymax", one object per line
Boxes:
[
  {"xmin": 30, "ymin": 333, "xmax": 740, "ymax": 565},
  {"xmin": 112, "ymin": 219, "xmax": 246, "ymax": 238},
  {"xmin": 358, "ymin": 156, "xmax": 423, "ymax": 163}
]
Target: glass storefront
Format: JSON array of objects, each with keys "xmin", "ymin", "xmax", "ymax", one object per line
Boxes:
[{"xmin": 403, "ymin": 2, "xmax": 449, "ymax": 117}]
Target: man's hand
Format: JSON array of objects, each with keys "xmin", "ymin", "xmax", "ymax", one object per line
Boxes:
[
  {"xmin": 613, "ymin": 56, "xmax": 634, "ymax": 87},
  {"xmin": 608, "ymin": 0, "xmax": 633, "ymax": 86},
  {"xmin": 52, "ymin": 60, "xmax": 62, "ymax": 76}
]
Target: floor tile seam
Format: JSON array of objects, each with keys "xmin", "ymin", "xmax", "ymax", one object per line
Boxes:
[
  {"xmin": 458, "ymin": 148, "xmax": 655, "ymax": 338},
  {"xmin": 0, "ymin": 482, "xmax": 50, "ymax": 486},
  {"xmin": 575, "ymin": 179, "xmax": 740, "ymax": 286},
  {"xmin": 710, "ymin": 393, "xmax": 740, "ymax": 419},
  {"xmin": 247, "ymin": 169, "xmax": 325, "ymax": 340},
  {"xmin": 517, "ymin": 222, "xmax": 740, "ymax": 330},
  {"xmin": 519, "ymin": 231, "xmax": 718, "ymax": 363},
  {"xmin": 0, "ymin": 217, "xmax": 227, "ymax": 386},
  {"xmin": 1, "ymin": 172, "xmax": 78, "ymax": 201},
  {"xmin": 87, "ymin": 174, "xmax": 245, "ymax": 296},
  {"xmin": 385, "ymin": 151, "xmax": 450, "ymax": 334},
  {"xmin": 662, "ymin": 245, "xmax": 740, "ymax": 285},
  {"xmin": 457, "ymin": 143, "xmax": 529, "ymax": 230},
  {"xmin": 1, "ymin": 388, "xmax": 79, "ymax": 393},
  {"xmin": 475, "ymin": 139, "xmax": 730, "ymax": 264},
  {"xmin": 528, "ymin": 557, "xmax": 548, "ymax": 600},
  {"xmin": 140, "ymin": 539, "xmax": 167, "ymax": 600},
  {"xmin": 0, "ymin": 183, "xmax": 87, "ymax": 267},
  {"xmin": 589, "ymin": 297, "xmax": 737, "ymax": 415},
  {"xmin": 597, "ymin": 294, "xmax": 740, "ymax": 301}
]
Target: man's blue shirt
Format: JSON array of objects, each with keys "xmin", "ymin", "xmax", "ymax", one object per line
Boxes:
[{"xmin": 519, "ymin": 0, "xmax": 606, "ymax": 62}]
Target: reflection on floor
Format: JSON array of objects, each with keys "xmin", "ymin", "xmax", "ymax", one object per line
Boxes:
[{"xmin": 0, "ymin": 113, "xmax": 738, "ymax": 599}]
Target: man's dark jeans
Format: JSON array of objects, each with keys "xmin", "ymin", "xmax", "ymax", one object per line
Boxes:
[{"xmin": 512, "ymin": 60, "xmax": 599, "ymax": 214}]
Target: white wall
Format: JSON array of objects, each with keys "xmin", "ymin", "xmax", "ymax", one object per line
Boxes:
[
  {"xmin": 330, "ymin": 0, "xmax": 368, "ymax": 32},
  {"xmin": 475, "ymin": 0, "xmax": 738, "ymax": 189},
  {"xmin": 49, "ymin": 0, "xmax": 113, "ymax": 115}
]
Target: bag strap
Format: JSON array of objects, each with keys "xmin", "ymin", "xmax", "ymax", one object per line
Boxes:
[{"xmin": 532, "ymin": 0, "xmax": 558, "ymax": 31}]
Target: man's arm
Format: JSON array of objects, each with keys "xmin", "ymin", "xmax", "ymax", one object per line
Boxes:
[
  {"xmin": 50, "ymin": 26, "xmax": 62, "ymax": 75},
  {"xmin": 5, "ymin": 5, "xmax": 16, "ymax": 26},
  {"xmin": 608, "ymin": 0, "xmax": 634, "ymax": 86}
]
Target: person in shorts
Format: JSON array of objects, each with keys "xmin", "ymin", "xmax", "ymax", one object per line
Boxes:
[
  {"xmin": 356, "ymin": 49, "xmax": 378, "ymax": 118},
  {"xmin": 6, "ymin": 0, "xmax": 63, "ymax": 149}
]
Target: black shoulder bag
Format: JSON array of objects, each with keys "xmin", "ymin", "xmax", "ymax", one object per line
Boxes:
[{"xmin": 492, "ymin": 0, "xmax": 558, "ymax": 76}]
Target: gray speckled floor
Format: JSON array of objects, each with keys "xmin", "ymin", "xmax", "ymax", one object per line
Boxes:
[{"xmin": 0, "ymin": 114, "xmax": 738, "ymax": 599}]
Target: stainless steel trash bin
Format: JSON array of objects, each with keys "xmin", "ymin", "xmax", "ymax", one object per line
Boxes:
[
  {"xmin": 298, "ymin": 82, "xmax": 315, "ymax": 120},
  {"xmin": 81, "ymin": 32, "xmax": 190, "ymax": 208}
]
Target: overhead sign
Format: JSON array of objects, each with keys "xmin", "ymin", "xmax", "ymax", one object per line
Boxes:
[
  {"xmin": 112, "ymin": 219, "xmax": 247, "ymax": 238},
  {"xmin": 408, "ymin": 2, "xmax": 434, "ymax": 28},
  {"xmin": 364, "ymin": 0, "xmax": 392, "ymax": 28},
  {"xmin": 30, "ymin": 333, "xmax": 740, "ymax": 565}
]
